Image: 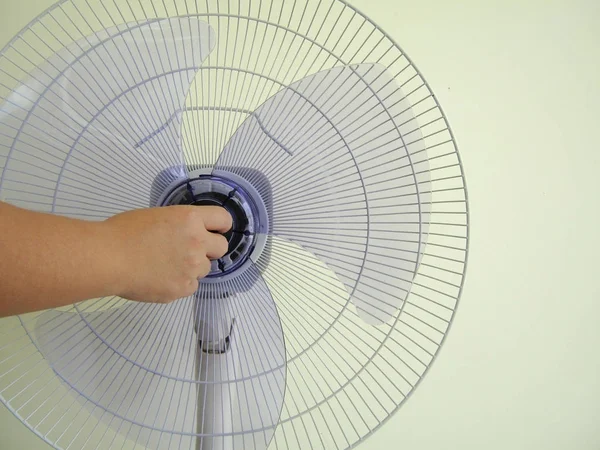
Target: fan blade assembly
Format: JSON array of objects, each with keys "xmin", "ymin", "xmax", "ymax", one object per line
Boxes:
[{"xmin": 213, "ymin": 63, "xmax": 432, "ymax": 326}]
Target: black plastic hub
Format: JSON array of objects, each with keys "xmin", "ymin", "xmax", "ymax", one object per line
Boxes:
[{"xmin": 160, "ymin": 175, "xmax": 258, "ymax": 277}]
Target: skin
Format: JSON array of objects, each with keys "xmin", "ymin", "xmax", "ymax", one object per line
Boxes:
[{"xmin": 0, "ymin": 201, "xmax": 232, "ymax": 317}]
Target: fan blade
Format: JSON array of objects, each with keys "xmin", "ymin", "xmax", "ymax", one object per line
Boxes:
[
  {"xmin": 213, "ymin": 64, "xmax": 431, "ymax": 325},
  {"xmin": 0, "ymin": 18, "xmax": 215, "ymax": 218},
  {"xmin": 29, "ymin": 263, "xmax": 285, "ymax": 450},
  {"xmin": 30, "ymin": 299, "xmax": 200, "ymax": 450}
]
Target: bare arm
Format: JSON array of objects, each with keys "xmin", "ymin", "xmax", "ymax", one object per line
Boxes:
[{"xmin": 0, "ymin": 201, "xmax": 231, "ymax": 317}]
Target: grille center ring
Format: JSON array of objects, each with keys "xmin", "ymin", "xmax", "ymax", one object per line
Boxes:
[{"xmin": 159, "ymin": 172, "xmax": 264, "ymax": 278}]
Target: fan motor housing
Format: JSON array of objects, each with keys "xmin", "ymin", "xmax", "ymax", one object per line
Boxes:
[{"xmin": 150, "ymin": 166, "xmax": 271, "ymax": 284}]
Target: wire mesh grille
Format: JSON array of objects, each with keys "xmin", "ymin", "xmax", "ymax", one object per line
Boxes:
[{"xmin": 0, "ymin": 0, "xmax": 469, "ymax": 449}]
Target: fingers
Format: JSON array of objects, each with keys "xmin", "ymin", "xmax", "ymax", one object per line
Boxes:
[
  {"xmin": 205, "ymin": 233, "xmax": 229, "ymax": 259},
  {"xmin": 200, "ymin": 206, "xmax": 233, "ymax": 233},
  {"xmin": 181, "ymin": 259, "xmax": 213, "ymax": 297},
  {"xmin": 196, "ymin": 257, "xmax": 212, "ymax": 279},
  {"xmin": 182, "ymin": 278, "xmax": 200, "ymax": 298}
]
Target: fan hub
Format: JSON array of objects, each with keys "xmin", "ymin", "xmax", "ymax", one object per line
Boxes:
[{"xmin": 159, "ymin": 174, "xmax": 261, "ymax": 278}]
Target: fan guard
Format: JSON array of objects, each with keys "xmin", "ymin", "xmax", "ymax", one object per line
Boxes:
[{"xmin": 0, "ymin": 1, "xmax": 469, "ymax": 449}]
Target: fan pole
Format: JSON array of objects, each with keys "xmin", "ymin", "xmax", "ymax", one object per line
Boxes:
[{"xmin": 194, "ymin": 297, "xmax": 236, "ymax": 450}]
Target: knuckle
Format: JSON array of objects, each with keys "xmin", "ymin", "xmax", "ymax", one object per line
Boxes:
[
  {"xmin": 184, "ymin": 281, "xmax": 199, "ymax": 297},
  {"xmin": 198, "ymin": 259, "xmax": 211, "ymax": 278},
  {"xmin": 183, "ymin": 252, "xmax": 198, "ymax": 267},
  {"xmin": 187, "ymin": 234, "xmax": 202, "ymax": 251},
  {"xmin": 217, "ymin": 235, "xmax": 229, "ymax": 256},
  {"xmin": 181, "ymin": 207, "xmax": 201, "ymax": 229},
  {"xmin": 175, "ymin": 205, "xmax": 193, "ymax": 220},
  {"xmin": 220, "ymin": 209, "xmax": 233, "ymax": 229},
  {"xmin": 198, "ymin": 232, "xmax": 212, "ymax": 248}
]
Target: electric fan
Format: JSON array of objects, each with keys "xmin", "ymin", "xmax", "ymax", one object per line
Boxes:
[{"xmin": 0, "ymin": 0, "xmax": 469, "ymax": 449}]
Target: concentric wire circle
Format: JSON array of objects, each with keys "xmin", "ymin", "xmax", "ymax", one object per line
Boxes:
[{"xmin": 0, "ymin": 1, "xmax": 469, "ymax": 449}]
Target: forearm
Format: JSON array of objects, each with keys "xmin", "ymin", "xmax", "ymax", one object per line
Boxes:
[{"xmin": 0, "ymin": 202, "xmax": 123, "ymax": 317}]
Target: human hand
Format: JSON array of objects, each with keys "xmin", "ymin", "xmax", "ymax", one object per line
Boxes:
[{"xmin": 102, "ymin": 205, "xmax": 232, "ymax": 303}]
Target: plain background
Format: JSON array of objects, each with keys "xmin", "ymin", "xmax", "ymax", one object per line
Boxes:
[{"xmin": 0, "ymin": 0, "xmax": 599, "ymax": 449}]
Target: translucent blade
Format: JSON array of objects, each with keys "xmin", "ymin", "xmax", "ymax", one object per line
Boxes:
[
  {"xmin": 31, "ymin": 299, "xmax": 200, "ymax": 450},
  {"xmin": 0, "ymin": 18, "xmax": 215, "ymax": 218},
  {"xmin": 215, "ymin": 64, "xmax": 431, "ymax": 325},
  {"xmin": 30, "ymin": 263, "xmax": 285, "ymax": 450}
]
